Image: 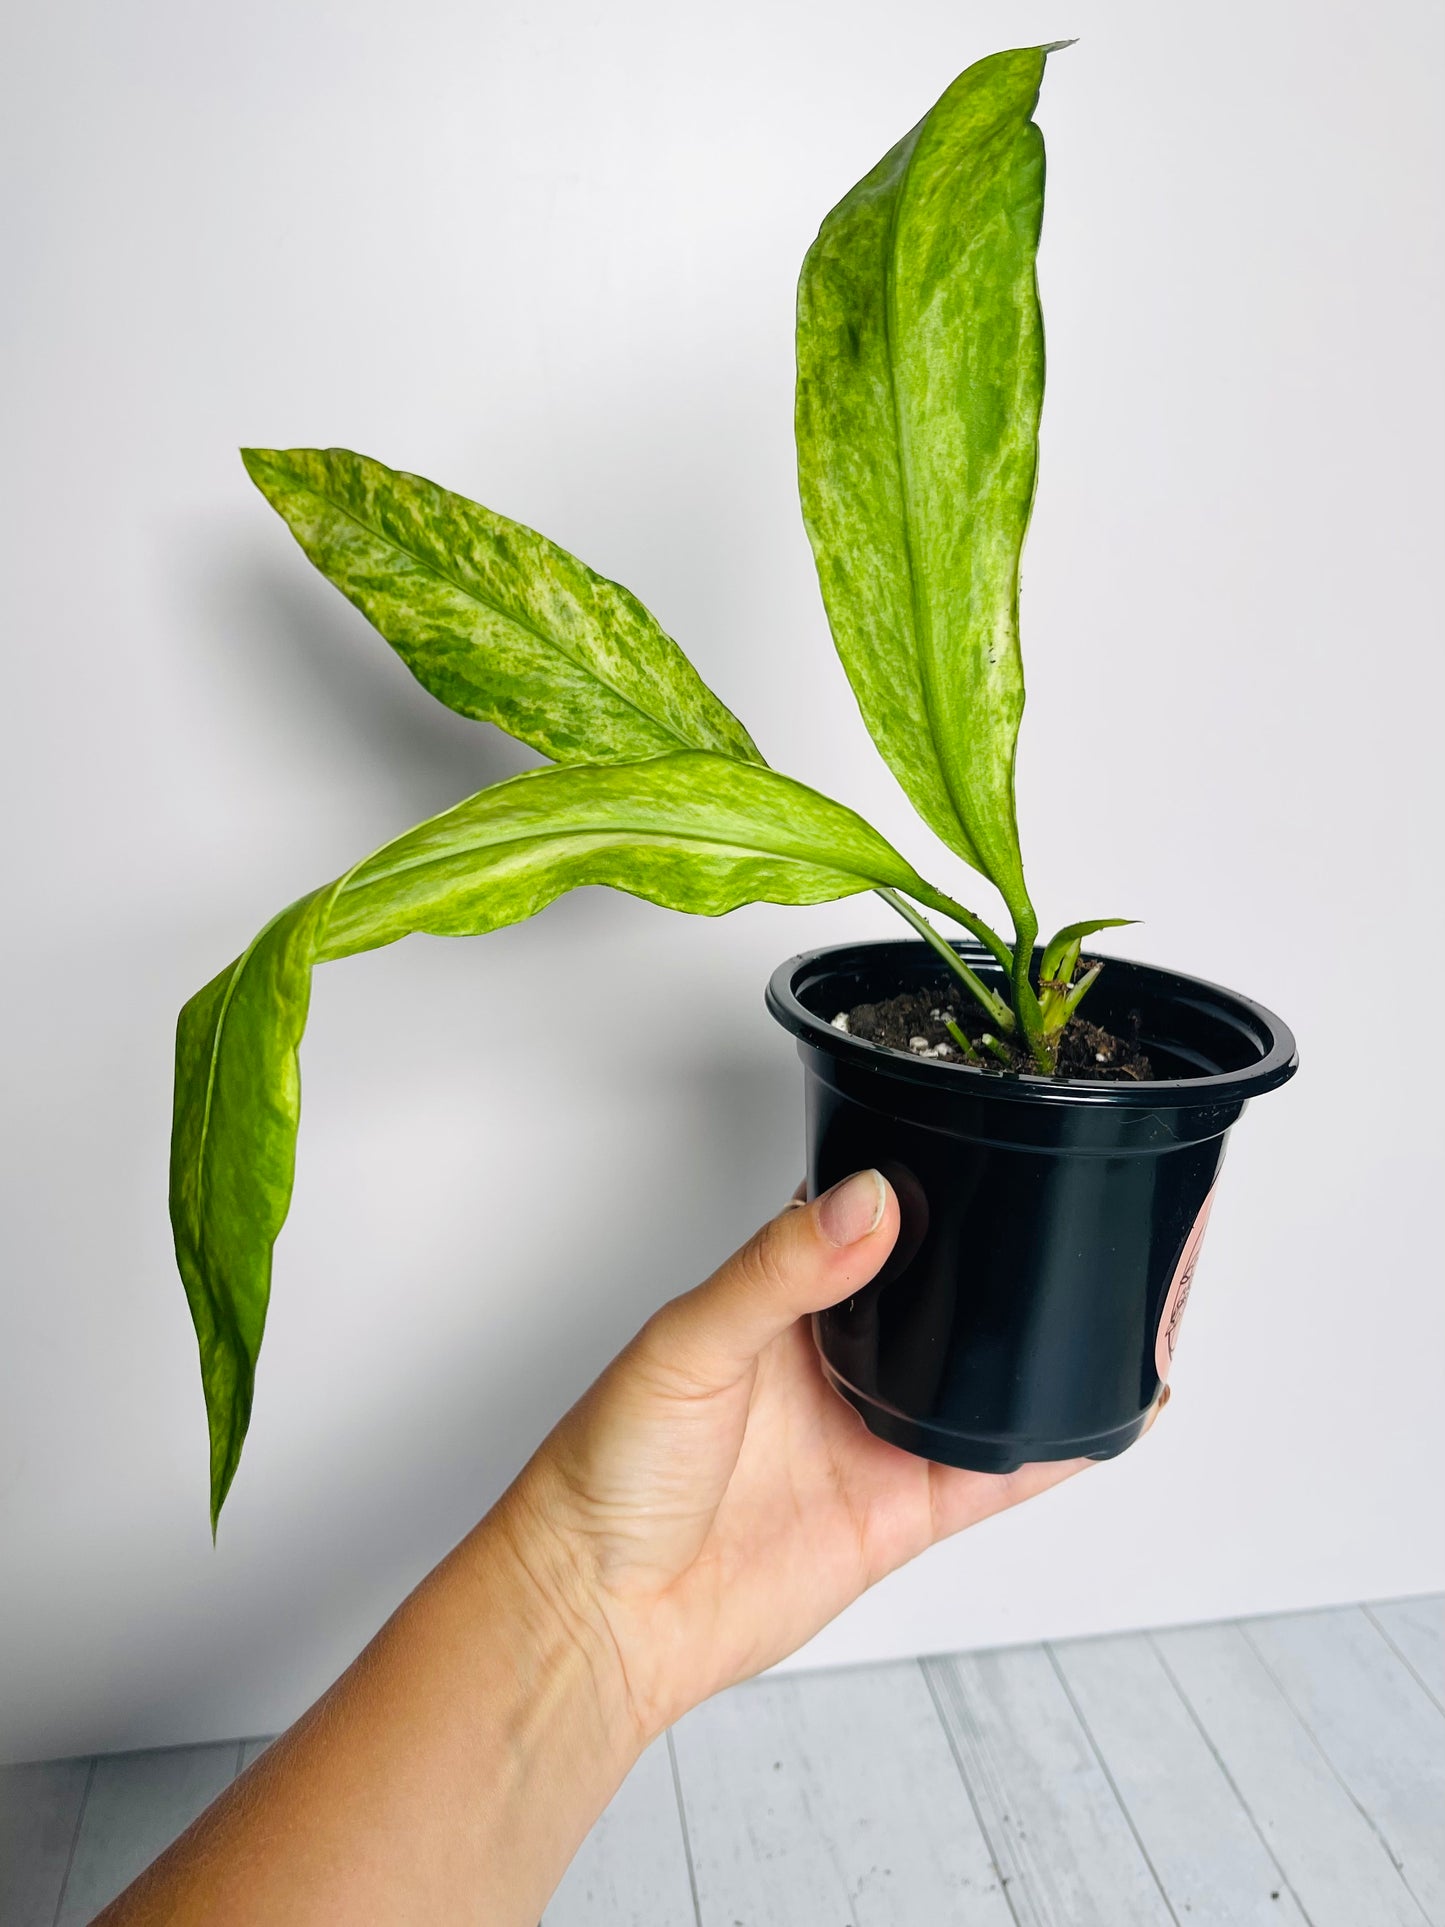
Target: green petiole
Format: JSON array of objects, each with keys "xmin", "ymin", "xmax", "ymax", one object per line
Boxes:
[
  {"xmin": 876, "ymin": 889, "xmax": 1015, "ymax": 1032},
  {"xmin": 943, "ymin": 1017, "xmax": 981, "ymax": 1062}
]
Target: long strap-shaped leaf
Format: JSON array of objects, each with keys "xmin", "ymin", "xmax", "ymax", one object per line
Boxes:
[
  {"xmin": 796, "ymin": 44, "xmax": 1057, "ymax": 940},
  {"xmin": 170, "ymin": 884, "xmax": 344, "ymax": 1534},
  {"xmin": 242, "ymin": 446, "xmax": 763, "ymax": 766},
  {"xmin": 171, "ymin": 753, "xmax": 953, "ymax": 1528}
]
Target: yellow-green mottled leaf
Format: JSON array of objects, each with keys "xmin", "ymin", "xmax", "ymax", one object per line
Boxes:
[
  {"xmin": 796, "ymin": 45, "xmax": 1059, "ymax": 936},
  {"xmin": 242, "ymin": 446, "xmax": 762, "ymax": 767},
  {"xmin": 172, "ymin": 753, "xmax": 945, "ymax": 1526},
  {"xmin": 169, "ymin": 884, "xmax": 343, "ymax": 1532},
  {"xmin": 321, "ymin": 753, "xmax": 938, "ymax": 956}
]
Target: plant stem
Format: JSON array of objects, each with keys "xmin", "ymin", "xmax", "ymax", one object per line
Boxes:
[
  {"xmin": 1007, "ymin": 910, "xmax": 1054, "ymax": 1073},
  {"xmin": 979, "ymin": 1031, "xmax": 1014, "ymax": 1067},
  {"xmin": 943, "ymin": 1017, "xmax": 981, "ymax": 1062},
  {"xmin": 874, "ymin": 889, "xmax": 1014, "ymax": 1031},
  {"xmin": 910, "ymin": 888, "xmax": 1013, "ymax": 972}
]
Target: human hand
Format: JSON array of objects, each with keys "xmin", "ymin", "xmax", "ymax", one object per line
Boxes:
[
  {"xmin": 495, "ymin": 1169, "xmax": 1149, "ymax": 1747},
  {"xmin": 99, "ymin": 1171, "xmax": 1166, "ymax": 1927}
]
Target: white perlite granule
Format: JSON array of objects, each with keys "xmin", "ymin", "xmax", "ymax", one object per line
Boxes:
[{"xmin": 908, "ymin": 1036, "xmax": 954, "ymax": 1059}]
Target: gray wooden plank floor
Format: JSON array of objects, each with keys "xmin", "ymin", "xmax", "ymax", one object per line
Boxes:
[
  {"xmin": 2, "ymin": 1595, "xmax": 1440, "ymax": 1927},
  {"xmin": 672, "ymin": 1660, "xmax": 1014, "ymax": 1925}
]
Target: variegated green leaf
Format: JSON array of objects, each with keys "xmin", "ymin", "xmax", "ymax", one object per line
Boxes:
[
  {"xmin": 172, "ymin": 753, "xmax": 949, "ymax": 1526},
  {"xmin": 242, "ymin": 446, "xmax": 762, "ymax": 767},
  {"xmin": 796, "ymin": 44, "xmax": 1060, "ymax": 939},
  {"xmin": 320, "ymin": 753, "xmax": 944, "ymax": 957},
  {"xmin": 169, "ymin": 884, "xmax": 343, "ymax": 1534}
]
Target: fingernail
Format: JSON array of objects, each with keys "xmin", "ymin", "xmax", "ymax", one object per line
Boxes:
[
  {"xmin": 1143, "ymin": 1383, "xmax": 1172, "ymax": 1433},
  {"xmin": 817, "ymin": 1169, "xmax": 886, "ymax": 1247}
]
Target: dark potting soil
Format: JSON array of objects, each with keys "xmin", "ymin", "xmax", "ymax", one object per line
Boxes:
[{"xmin": 836, "ymin": 975, "xmax": 1154, "ymax": 1081}]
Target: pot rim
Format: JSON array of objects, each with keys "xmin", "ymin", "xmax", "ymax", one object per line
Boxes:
[{"xmin": 765, "ymin": 939, "xmax": 1298, "ymax": 1110}]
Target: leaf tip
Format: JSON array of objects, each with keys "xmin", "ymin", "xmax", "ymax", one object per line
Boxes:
[
  {"xmin": 239, "ymin": 446, "xmax": 272, "ymax": 488},
  {"xmin": 239, "ymin": 446, "xmax": 292, "ymax": 494},
  {"xmin": 209, "ymin": 1462, "xmax": 235, "ymax": 1543}
]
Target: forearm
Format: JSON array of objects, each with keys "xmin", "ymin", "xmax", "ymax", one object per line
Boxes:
[{"xmin": 100, "ymin": 1485, "xmax": 641, "ymax": 1926}]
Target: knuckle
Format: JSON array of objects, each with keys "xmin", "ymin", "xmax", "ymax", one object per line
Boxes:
[
  {"xmin": 741, "ymin": 1214, "xmax": 796, "ymax": 1297},
  {"xmin": 627, "ymin": 1306, "xmax": 715, "ymax": 1400}
]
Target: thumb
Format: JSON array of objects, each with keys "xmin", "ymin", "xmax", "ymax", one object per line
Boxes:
[{"xmin": 636, "ymin": 1171, "xmax": 899, "ymax": 1395}]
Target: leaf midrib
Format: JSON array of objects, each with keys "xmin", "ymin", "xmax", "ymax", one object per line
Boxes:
[
  {"xmin": 343, "ymin": 820, "xmax": 885, "ymax": 895},
  {"xmin": 191, "ymin": 925, "xmax": 268, "ymax": 1300},
  {"xmin": 882, "ymin": 128, "xmax": 968, "ymax": 861}
]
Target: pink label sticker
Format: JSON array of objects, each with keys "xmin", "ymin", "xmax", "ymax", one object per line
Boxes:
[{"xmin": 1155, "ymin": 1187, "xmax": 1217, "ymax": 1382}]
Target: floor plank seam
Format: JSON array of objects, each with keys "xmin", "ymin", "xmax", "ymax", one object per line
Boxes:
[
  {"xmin": 1042, "ymin": 1643, "xmax": 1181, "ymax": 1927},
  {"xmin": 932, "ymin": 1653, "xmax": 1086, "ymax": 1927},
  {"xmin": 1236, "ymin": 1618, "xmax": 1433, "ymax": 1922},
  {"xmin": 1144, "ymin": 1632, "xmax": 1316, "ymax": 1927},
  {"xmin": 916, "ymin": 1657, "xmax": 1024, "ymax": 1927},
  {"xmin": 49, "ymin": 1756, "xmax": 96, "ymax": 1927},
  {"xmin": 1363, "ymin": 1604, "xmax": 1445, "ymax": 1718},
  {"xmin": 664, "ymin": 1727, "xmax": 703, "ymax": 1927}
]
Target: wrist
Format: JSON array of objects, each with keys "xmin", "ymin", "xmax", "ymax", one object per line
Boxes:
[{"xmin": 462, "ymin": 1469, "xmax": 648, "ymax": 1777}]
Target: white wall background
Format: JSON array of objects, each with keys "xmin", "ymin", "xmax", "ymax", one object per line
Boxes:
[{"xmin": 3, "ymin": 0, "xmax": 1441, "ymax": 1764}]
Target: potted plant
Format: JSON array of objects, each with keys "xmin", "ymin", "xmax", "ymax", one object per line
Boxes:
[{"xmin": 170, "ymin": 43, "xmax": 1296, "ymax": 1530}]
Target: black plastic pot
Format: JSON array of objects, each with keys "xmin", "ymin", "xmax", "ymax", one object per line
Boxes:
[{"xmin": 766, "ymin": 940, "xmax": 1297, "ymax": 1473}]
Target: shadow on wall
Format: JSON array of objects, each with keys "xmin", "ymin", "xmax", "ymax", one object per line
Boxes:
[{"xmin": 177, "ymin": 543, "xmax": 544, "ymax": 839}]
